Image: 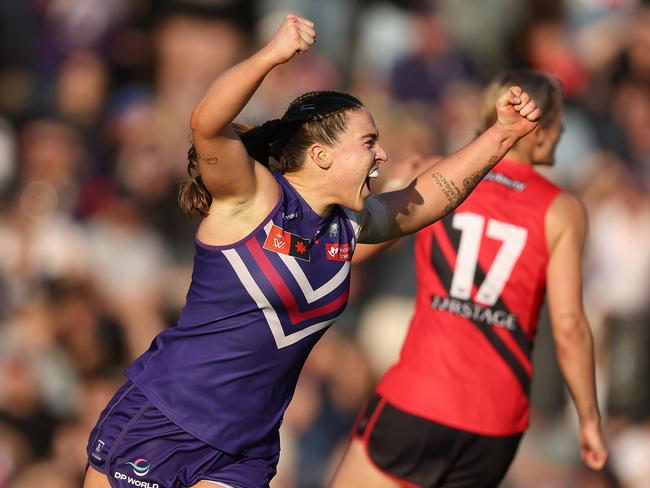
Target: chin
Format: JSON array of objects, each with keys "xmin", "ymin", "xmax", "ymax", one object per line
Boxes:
[
  {"xmin": 533, "ymin": 156, "xmax": 555, "ymax": 167},
  {"xmin": 348, "ymin": 200, "xmax": 365, "ymax": 212}
]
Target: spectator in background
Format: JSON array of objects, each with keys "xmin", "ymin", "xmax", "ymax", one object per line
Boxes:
[{"xmin": 390, "ymin": 6, "xmax": 474, "ymax": 107}]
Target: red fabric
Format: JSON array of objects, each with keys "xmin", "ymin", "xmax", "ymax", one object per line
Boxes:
[{"xmin": 378, "ymin": 160, "xmax": 561, "ymax": 435}]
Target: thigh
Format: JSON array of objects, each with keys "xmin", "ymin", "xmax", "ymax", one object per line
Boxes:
[{"xmin": 83, "ymin": 466, "xmax": 112, "ymax": 488}]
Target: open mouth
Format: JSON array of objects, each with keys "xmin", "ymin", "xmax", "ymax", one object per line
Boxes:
[{"xmin": 364, "ymin": 165, "xmax": 380, "ymax": 192}]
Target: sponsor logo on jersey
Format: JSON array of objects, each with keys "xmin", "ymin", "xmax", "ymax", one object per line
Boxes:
[
  {"xmin": 126, "ymin": 458, "xmax": 150, "ymax": 476},
  {"xmin": 113, "ymin": 470, "xmax": 159, "ymax": 488},
  {"xmin": 484, "ymin": 172, "xmax": 527, "ymax": 191},
  {"xmin": 111, "ymin": 458, "xmax": 158, "ymax": 488},
  {"xmin": 326, "ymin": 243, "xmax": 352, "ymax": 261},
  {"xmin": 430, "ymin": 294, "xmax": 519, "ymax": 330},
  {"xmin": 263, "ymin": 224, "xmax": 311, "ymax": 261}
]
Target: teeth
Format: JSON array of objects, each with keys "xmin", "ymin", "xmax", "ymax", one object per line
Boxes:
[{"xmin": 368, "ymin": 167, "xmax": 379, "ymax": 178}]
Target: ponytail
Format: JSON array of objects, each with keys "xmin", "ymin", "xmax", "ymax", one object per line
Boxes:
[
  {"xmin": 178, "ymin": 143, "xmax": 212, "ymax": 217},
  {"xmin": 238, "ymin": 119, "xmax": 283, "ymax": 168}
]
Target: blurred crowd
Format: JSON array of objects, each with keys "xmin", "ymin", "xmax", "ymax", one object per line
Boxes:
[{"xmin": 0, "ymin": 0, "xmax": 649, "ymax": 487}]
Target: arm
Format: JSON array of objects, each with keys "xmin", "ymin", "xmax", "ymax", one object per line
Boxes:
[
  {"xmin": 545, "ymin": 193, "xmax": 608, "ymax": 471},
  {"xmin": 353, "ymin": 154, "xmax": 439, "ymax": 263},
  {"xmin": 357, "ymin": 87, "xmax": 541, "ymax": 244},
  {"xmin": 190, "ymin": 14, "xmax": 315, "ymax": 203}
]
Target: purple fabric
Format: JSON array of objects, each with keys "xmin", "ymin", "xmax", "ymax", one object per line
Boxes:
[
  {"xmin": 123, "ymin": 172, "xmax": 359, "ymax": 457},
  {"xmin": 87, "ymin": 381, "xmax": 279, "ymax": 488}
]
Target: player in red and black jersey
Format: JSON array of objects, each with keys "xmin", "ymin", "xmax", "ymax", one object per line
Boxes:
[{"xmin": 332, "ymin": 70, "xmax": 608, "ymax": 488}]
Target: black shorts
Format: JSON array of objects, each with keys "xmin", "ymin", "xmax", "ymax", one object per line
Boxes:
[{"xmin": 353, "ymin": 394, "xmax": 523, "ymax": 488}]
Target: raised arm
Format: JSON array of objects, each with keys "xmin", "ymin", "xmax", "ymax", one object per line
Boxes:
[
  {"xmin": 545, "ymin": 193, "xmax": 608, "ymax": 471},
  {"xmin": 357, "ymin": 87, "xmax": 540, "ymax": 243},
  {"xmin": 190, "ymin": 14, "xmax": 315, "ymax": 202}
]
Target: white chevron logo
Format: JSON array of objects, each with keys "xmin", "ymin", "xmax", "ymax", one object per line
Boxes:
[{"xmin": 223, "ymin": 249, "xmax": 336, "ymax": 348}]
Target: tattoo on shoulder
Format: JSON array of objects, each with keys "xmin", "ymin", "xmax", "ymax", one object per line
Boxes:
[
  {"xmin": 199, "ymin": 155, "xmax": 218, "ymax": 165},
  {"xmin": 433, "ymin": 156, "xmax": 499, "ymax": 215}
]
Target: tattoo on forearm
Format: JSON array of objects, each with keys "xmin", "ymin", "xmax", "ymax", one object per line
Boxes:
[
  {"xmin": 432, "ymin": 172, "xmax": 463, "ymax": 215},
  {"xmin": 433, "ymin": 156, "xmax": 499, "ymax": 215},
  {"xmin": 199, "ymin": 155, "xmax": 218, "ymax": 165}
]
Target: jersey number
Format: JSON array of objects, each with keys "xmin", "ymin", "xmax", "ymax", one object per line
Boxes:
[{"xmin": 449, "ymin": 212, "xmax": 528, "ymax": 306}]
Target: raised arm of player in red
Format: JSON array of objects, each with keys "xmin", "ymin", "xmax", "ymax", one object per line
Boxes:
[{"xmin": 357, "ymin": 87, "xmax": 541, "ymax": 244}]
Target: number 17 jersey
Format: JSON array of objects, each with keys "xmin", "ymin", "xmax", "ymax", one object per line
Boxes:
[{"xmin": 377, "ymin": 159, "xmax": 562, "ymax": 435}]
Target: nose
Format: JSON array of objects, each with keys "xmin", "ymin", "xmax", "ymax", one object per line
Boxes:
[{"xmin": 375, "ymin": 143, "xmax": 388, "ymax": 164}]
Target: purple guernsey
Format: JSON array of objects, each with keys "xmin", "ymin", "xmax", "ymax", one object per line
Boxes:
[{"xmin": 125, "ymin": 172, "xmax": 360, "ymax": 457}]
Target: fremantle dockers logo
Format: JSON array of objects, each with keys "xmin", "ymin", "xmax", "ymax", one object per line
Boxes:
[{"xmin": 125, "ymin": 458, "xmax": 151, "ymax": 476}]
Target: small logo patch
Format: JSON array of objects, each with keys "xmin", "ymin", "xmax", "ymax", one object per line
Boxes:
[
  {"xmin": 326, "ymin": 243, "xmax": 352, "ymax": 261},
  {"xmin": 328, "ymin": 222, "xmax": 339, "ymax": 238},
  {"xmin": 91, "ymin": 439, "xmax": 106, "ymax": 460},
  {"xmin": 263, "ymin": 225, "xmax": 311, "ymax": 261},
  {"xmin": 126, "ymin": 458, "xmax": 151, "ymax": 477},
  {"xmin": 95, "ymin": 439, "xmax": 105, "ymax": 453}
]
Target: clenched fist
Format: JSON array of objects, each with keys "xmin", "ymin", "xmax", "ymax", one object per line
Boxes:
[
  {"xmin": 495, "ymin": 86, "xmax": 542, "ymax": 139},
  {"xmin": 263, "ymin": 14, "xmax": 316, "ymax": 66}
]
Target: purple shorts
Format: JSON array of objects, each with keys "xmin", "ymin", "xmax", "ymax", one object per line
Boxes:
[{"xmin": 86, "ymin": 381, "xmax": 279, "ymax": 488}]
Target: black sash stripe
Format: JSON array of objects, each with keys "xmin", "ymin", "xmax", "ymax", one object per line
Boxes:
[
  {"xmin": 441, "ymin": 217, "xmax": 532, "ymax": 359},
  {"xmin": 430, "ymin": 221, "xmax": 531, "ymax": 397}
]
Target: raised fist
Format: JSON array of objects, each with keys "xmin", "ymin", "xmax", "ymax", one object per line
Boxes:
[
  {"xmin": 495, "ymin": 86, "xmax": 542, "ymax": 139},
  {"xmin": 264, "ymin": 14, "xmax": 316, "ymax": 66}
]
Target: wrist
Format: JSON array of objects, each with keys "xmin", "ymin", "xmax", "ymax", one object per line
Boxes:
[
  {"xmin": 578, "ymin": 406, "xmax": 601, "ymax": 426},
  {"xmin": 488, "ymin": 122, "xmax": 519, "ymax": 148},
  {"xmin": 255, "ymin": 44, "xmax": 284, "ymax": 71}
]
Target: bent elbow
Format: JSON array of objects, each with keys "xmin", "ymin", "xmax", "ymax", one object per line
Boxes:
[
  {"xmin": 553, "ymin": 317, "xmax": 592, "ymax": 355},
  {"xmin": 190, "ymin": 107, "xmax": 205, "ymax": 133}
]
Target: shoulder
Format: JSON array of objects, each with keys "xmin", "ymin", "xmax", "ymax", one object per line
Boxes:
[{"xmin": 545, "ymin": 192, "xmax": 588, "ymax": 252}]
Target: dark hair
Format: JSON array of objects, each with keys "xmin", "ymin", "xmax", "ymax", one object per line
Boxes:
[
  {"xmin": 179, "ymin": 91, "xmax": 364, "ymax": 217},
  {"xmin": 478, "ymin": 69, "xmax": 563, "ymax": 132}
]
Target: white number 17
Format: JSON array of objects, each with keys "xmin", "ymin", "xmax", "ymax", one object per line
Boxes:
[{"xmin": 449, "ymin": 212, "xmax": 528, "ymax": 306}]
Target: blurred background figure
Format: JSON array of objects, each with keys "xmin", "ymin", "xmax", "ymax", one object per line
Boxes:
[{"xmin": 0, "ymin": 0, "xmax": 648, "ymax": 486}]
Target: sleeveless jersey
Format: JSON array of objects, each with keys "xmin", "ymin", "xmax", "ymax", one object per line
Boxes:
[
  {"xmin": 377, "ymin": 159, "xmax": 562, "ymax": 435},
  {"xmin": 125, "ymin": 172, "xmax": 361, "ymax": 457}
]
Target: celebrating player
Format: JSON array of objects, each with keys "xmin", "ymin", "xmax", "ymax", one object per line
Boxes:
[{"xmin": 83, "ymin": 16, "xmax": 542, "ymax": 488}]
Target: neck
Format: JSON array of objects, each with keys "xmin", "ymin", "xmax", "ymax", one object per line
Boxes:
[
  {"xmin": 504, "ymin": 147, "xmax": 533, "ymax": 165},
  {"xmin": 283, "ymin": 172, "xmax": 334, "ymax": 217}
]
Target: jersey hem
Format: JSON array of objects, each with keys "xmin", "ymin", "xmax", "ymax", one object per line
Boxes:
[
  {"xmin": 377, "ymin": 387, "xmax": 527, "ymax": 437},
  {"xmin": 125, "ymin": 374, "xmax": 281, "ymax": 459}
]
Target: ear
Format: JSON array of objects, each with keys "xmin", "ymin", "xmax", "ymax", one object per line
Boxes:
[{"xmin": 308, "ymin": 143, "xmax": 332, "ymax": 170}]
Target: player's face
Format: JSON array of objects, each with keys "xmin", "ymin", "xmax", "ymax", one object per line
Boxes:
[
  {"xmin": 533, "ymin": 110, "xmax": 564, "ymax": 166},
  {"xmin": 328, "ymin": 108, "xmax": 387, "ymax": 211}
]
